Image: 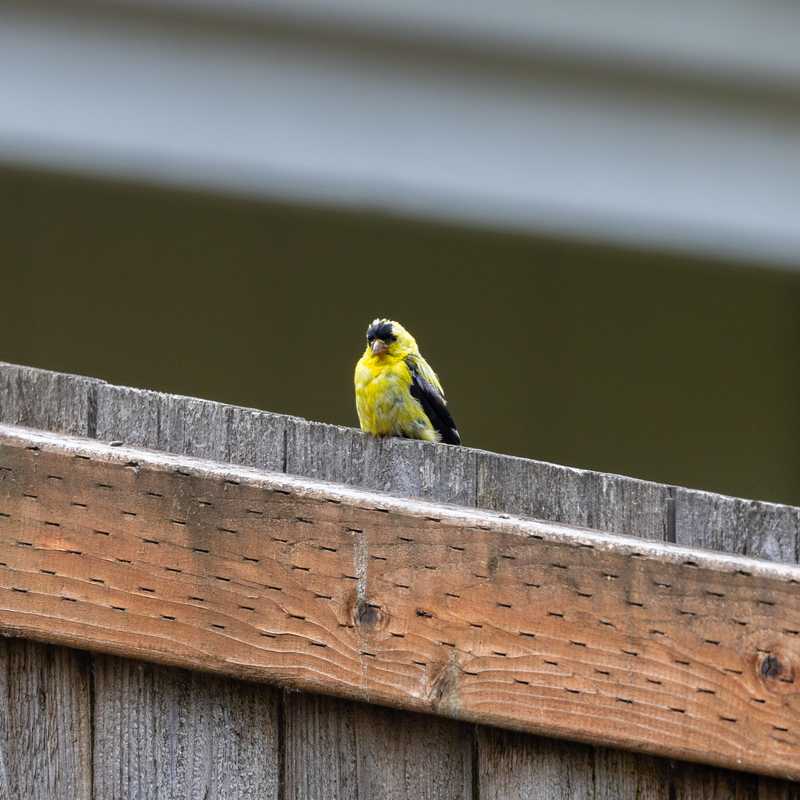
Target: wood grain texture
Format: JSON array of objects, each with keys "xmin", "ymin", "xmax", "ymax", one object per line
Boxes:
[
  {"xmin": 286, "ymin": 420, "xmax": 476, "ymax": 506},
  {"xmin": 758, "ymin": 779, "xmax": 800, "ymax": 800},
  {"xmin": 0, "ymin": 363, "xmax": 95, "ymax": 800},
  {"xmin": 476, "ymin": 452, "xmax": 673, "ymax": 799},
  {"xmin": 1, "ymin": 426, "xmax": 800, "ymax": 780},
  {"xmin": 93, "ymin": 655, "xmax": 279, "ymax": 800},
  {"xmin": 4, "ymin": 362, "xmax": 800, "ymax": 797},
  {"xmin": 669, "ymin": 762, "xmax": 759, "ymax": 800},
  {"xmin": 479, "ymin": 728, "xmax": 595, "ymax": 800},
  {"xmin": 92, "ymin": 383, "xmax": 283, "ymax": 800},
  {"xmin": 0, "ymin": 641, "xmax": 92, "ymax": 800},
  {"xmin": 673, "ymin": 487, "xmax": 800, "ymax": 800},
  {"xmin": 284, "ymin": 419, "xmax": 475, "ymax": 799},
  {"xmin": 285, "ymin": 691, "xmax": 472, "ymax": 800},
  {"xmin": 675, "ymin": 489, "xmax": 799, "ymax": 566},
  {"xmin": 0, "ymin": 363, "xmax": 100, "ymax": 439},
  {"xmin": 283, "ymin": 692, "xmax": 358, "ymax": 800}
]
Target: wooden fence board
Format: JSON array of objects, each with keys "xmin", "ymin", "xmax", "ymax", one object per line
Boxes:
[
  {"xmin": 669, "ymin": 762, "xmax": 758, "ymax": 800},
  {"xmin": 284, "ymin": 692, "xmax": 358, "ymax": 800},
  {"xmin": 285, "ymin": 689, "xmax": 472, "ymax": 800},
  {"xmin": 0, "ymin": 363, "xmax": 95, "ymax": 800},
  {"xmin": 3, "ymin": 362, "xmax": 800, "ymax": 796},
  {"xmin": 349, "ymin": 702, "xmax": 472, "ymax": 799},
  {"xmin": 285, "ymin": 421, "xmax": 477, "ymax": 506},
  {"xmin": 673, "ymin": 488, "xmax": 800, "ymax": 800},
  {"xmin": 0, "ymin": 363, "xmax": 99, "ymax": 440},
  {"xmin": 758, "ymin": 779, "xmax": 800, "ymax": 800},
  {"xmin": 1, "ymin": 426, "xmax": 800, "ymax": 780},
  {"xmin": 92, "ymin": 383, "xmax": 283, "ymax": 799},
  {"xmin": 580, "ymin": 474, "xmax": 674, "ymax": 800},
  {"xmin": 478, "ymin": 728, "xmax": 595, "ymax": 800},
  {"xmin": 93, "ymin": 654, "xmax": 280, "ymax": 800},
  {"xmin": 283, "ymin": 420, "xmax": 475, "ymax": 799},
  {"xmin": 475, "ymin": 453, "xmax": 674, "ymax": 800},
  {"xmin": 675, "ymin": 489, "xmax": 799, "ymax": 566},
  {"xmin": 592, "ymin": 746, "xmax": 670, "ymax": 800},
  {"xmin": 0, "ymin": 641, "xmax": 92, "ymax": 800}
]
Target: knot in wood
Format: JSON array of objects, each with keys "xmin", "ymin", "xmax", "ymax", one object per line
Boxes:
[
  {"xmin": 757, "ymin": 650, "xmax": 796, "ymax": 693},
  {"xmin": 428, "ymin": 659, "xmax": 460, "ymax": 713},
  {"xmin": 355, "ymin": 599, "xmax": 384, "ymax": 629},
  {"xmin": 761, "ymin": 654, "xmax": 781, "ymax": 679}
]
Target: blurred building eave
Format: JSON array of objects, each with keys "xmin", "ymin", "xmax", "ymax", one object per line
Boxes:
[{"xmin": 2, "ymin": 0, "xmax": 799, "ymax": 268}]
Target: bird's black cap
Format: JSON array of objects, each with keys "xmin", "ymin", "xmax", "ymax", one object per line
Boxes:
[{"xmin": 366, "ymin": 319, "xmax": 397, "ymax": 343}]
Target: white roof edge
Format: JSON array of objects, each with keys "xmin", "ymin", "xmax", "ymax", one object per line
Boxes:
[
  {"xmin": 3, "ymin": 2, "xmax": 800, "ymax": 270},
  {"xmin": 100, "ymin": 0, "xmax": 800, "ymax": 90}
]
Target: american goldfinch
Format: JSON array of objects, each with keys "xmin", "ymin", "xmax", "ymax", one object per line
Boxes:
[{"xmin": 354, "ymin": 318, "xmax": 460, "ymax": 445}]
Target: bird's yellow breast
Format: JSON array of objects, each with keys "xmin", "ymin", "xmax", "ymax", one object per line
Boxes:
[{"xmin": 354, "ymin": 351, "xmax": 437, "ymax": 441}]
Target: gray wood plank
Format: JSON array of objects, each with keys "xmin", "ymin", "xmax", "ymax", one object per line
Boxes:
[
  {"xmin": 92, "ymin": 384, "xmax": 283, "ymax": 800},
  {"xmin": 95, "ymin": 384, "xmax": 160, "ymax": 449},
  {"xmin": 592, "ymin": 749, "xmax": 672, "ymax": 800},
  {"xmin": 0, "ymin": 685, "xmax": 8, "ymax": 800},
  {"xmin": 158, "ymin": 392, "xmax": 231, "ymax": 461},
  {"xmin": 286, "ymin": 685, "xmax": 474, "ymax": 800},
  {"xmin": 668, "ymin": 762, "xmax": 758, "ymax": 799},
  {"xmin": 351, "ymin": 704, "xmax": 472, "ymax": 800},
  {"xmin": 758, "ymin": 779, "xmax": 800, "ymax": 800},
  {"xmin": 475, "ymin": 451, "xmax": 673, "ymax": 800},
  {"xmin": 478, "ymin": 729, "xmax": 595, "ymax": 800},
  {"xmin": 92, "ymin": 656, "xmax": 279, "ymax": 800},
  {"xmin": 673, "ymin": 487, "xmax": 800, "ymax": 800},
  {"xmin": 284, "ymin": 693, "xmax": 358, "ymax": 800},
  {"xmin": 0, "ymin": 362, "xmax": 100, "ymax": 438},
  {"xmin": 0, "ymin": 642, "xmax": 92, "ymax": 800},
  {"xmin": 476, "ymin": 453, "xmax": 671, "ymax": 541},
  {"xmin": 286, "ymin": 420, "xmax": 476, "ymax": 506},
  {"xmin": 675, "ymin": 489, "xmax": 799, "ymax": 564},
  {"xmin": 285, "ymin": 691, "xmax": 473, "ymax": 800},
  {"xmin": 283, "ymin": 418, "xmax": 476, "ymax": 800},
  {"xmin": 0, "ymin": 363, "xmax": 95, "ymax": 800},
  {"xmin": 227, "ymin": 404, "xmax": 289, "ymax": 473}
]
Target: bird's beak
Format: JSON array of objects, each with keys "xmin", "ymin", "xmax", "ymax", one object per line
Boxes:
[{"xmin": 371, "ymin": 340, "xmax": 388, "ymax": 355}]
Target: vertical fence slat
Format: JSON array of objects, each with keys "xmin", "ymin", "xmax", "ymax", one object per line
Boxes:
[
  {"xmin": 672, "ymin": 489, "xmax": 800, "ymax": 800},
  {"xmin": 92, "ymin": 657, "xmax": 281, "ymax": 800},
  {"xmin": 91, "ymin": 384, "xmax": 283, "ymax": 800},
  {"xmin": 0, "ymin": 643, "xmax": 93, "ymax": 800},
  {"xmin": 675, "ymin": 490, "xmax": 799, "ymax": 565},
  {"xmin": 668, "ymin": 763, "xmax": 758, "ymax": 800},
  {"xmin": 285, "ymin": 421, "xmax": 476, "ymax": 505},
  {"xmin": 283, "ymin": 421, "xmax": 475, "ymax": 800},
  {"xmin": 758, "ymin": 780, "xmax": 800, "ymax": 800},
  {"xmin": 475, "ymin": 453, "xmax": 673, "ymax": 800},
  {"xmin": 0, "ymin": 364, "xmax": 95, "ymax": 800},
  {"xmin": 283, "ymin": 693, "xmax": 358, "ymax": 800},
  {"xmin": 350, "ymin": 702, "xmax": 473, "ymax": 800},
  {"xmin": 478, "ymin": 729, "xmax": 600, "ymax": 800},
  {"xmin": 0, "ymin": 363, "xmax": 99, "ymax": 438}
]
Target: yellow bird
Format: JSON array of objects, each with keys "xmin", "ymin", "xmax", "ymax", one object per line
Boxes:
[{"xmin": 354, "ymin": 318, "xmax": 460, "ymax": 445}]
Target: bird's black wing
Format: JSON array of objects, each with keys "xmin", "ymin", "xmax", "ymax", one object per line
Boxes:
[{"xmin": 405, "ymin": 356, "xmax": 461, "ymax": 445}]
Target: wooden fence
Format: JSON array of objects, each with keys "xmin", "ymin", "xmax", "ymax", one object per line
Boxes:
[{"xmin": 1, "ymin": 361, "xmax": 799, "ymax": 799}]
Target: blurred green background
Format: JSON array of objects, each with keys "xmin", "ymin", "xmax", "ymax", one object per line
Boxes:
[{"xmin": 3, "ymin": 165, "xmax": 799, "ymax": 505}]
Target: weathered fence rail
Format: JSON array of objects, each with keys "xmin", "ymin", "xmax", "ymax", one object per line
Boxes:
[
  {"xmin": 3, "ymin": 424, "xmax": 799, "ymax": 779},
  {"xmin": 1, "ymin": 361, "xmax": 799, "ymax": 799}
]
